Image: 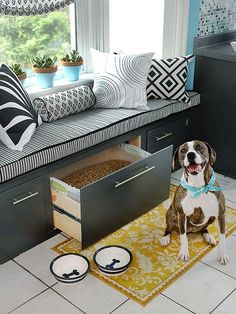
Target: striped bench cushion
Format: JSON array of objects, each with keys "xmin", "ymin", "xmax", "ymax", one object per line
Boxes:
[{"xmin": 0, "ymin": 92, "xmax": 200, "ymax": 183}]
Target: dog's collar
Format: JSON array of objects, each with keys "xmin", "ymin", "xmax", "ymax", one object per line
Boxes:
[{"xmin": 180, "ymin": 170, "xmax": 222, "ymax": 198}]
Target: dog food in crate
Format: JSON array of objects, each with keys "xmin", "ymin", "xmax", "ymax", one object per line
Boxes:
[
  {"xmin": 50, "ymin": 144, "xmax": 150, "ymax": 203},
  {"xmin": 62, "ymin": 159, "xmax": 131, "ymax": 189}
]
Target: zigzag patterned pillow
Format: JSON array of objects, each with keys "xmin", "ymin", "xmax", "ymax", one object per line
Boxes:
[
  {"xmin": 33, "ymin": 85, "xmax": 95, "ymax": 122},
  {"xmin": 0, "ymin": 64, "xmax": 41, "ymax": 151},
  {"xmin": 146, "ymin": 55, "xmax": 194, "ymax": 104},
  {"xmin": 91, "ymin": 49, "xmax": 154, "ymax": 109}
]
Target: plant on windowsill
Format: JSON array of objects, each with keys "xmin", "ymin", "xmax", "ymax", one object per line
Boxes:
[
  {"xmin": 32, "ymin": 56, "xmax": 57, "ymax": 89},
  {"xmin": 10, "ymin": 63, "xmax": 27, "ymax": 84},
  {"xmin": 61, "ymin": 50, "xmax": 83, "ymax": 81}
]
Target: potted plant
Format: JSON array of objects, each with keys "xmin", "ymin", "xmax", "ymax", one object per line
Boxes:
[
  {"xmin": 10, "ymin": 64, "xmax": 27, "ymax": 84},
  {"xmin": 61, "ymin": 50, "xmax": 83, "ymax": 81},
  {"xmin": 32, "ymin": 56, "xmax": 57, "ymax": 89}
]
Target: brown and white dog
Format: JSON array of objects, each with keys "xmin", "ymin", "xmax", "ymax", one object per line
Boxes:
[{"xmin": 160, "ymin": 140, "xmax": 228, "ymax": 265}]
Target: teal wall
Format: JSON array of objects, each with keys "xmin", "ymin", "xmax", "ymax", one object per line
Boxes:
[{"xmin": 186, "ymin": 0, "xmax": 200, "ymax": 90}]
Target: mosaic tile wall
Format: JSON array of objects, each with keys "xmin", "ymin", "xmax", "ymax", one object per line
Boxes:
[{"xmin": 198, "ymin": 0, "xmax": 236, "ymax": 36}]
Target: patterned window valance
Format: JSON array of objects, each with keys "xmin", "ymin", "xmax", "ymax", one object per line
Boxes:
[{"xmin": 0, "ymin": 0, "xmax": 76, "ymax": 16}]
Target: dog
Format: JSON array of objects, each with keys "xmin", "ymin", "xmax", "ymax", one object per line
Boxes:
[{"xmin": 160, "ymin": 140, "xmax": 228, "ymax": 265}]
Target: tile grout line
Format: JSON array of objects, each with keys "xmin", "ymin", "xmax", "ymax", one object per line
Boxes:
[
  {"xmin": 51, "ymin": 284, "xmax": 87, "ymax": 314},
  {"xmin": 200, "ymin": 261, "xmax": 236, "ymax": 281},
  {"xmin": 210, "ymin": 287, "xmax": 236, "ymax": 313},
  {"xmin": 160, "ymin": 293, "xmax": 196, "ymax": 314},
  {"xmin": 50, "ymin": 282, "xmax": 58, "ymax": 288},
  {"xmin": 225, "ymin": 198, "xmax": 236, "ymax": 205},
  {"xmin": 109, "ymin": 298, "xmax": 130, "ymax": 314},
  {"xmin": 6, "ymin": 287, "xmax": 50, "ymax": 314},
  {"xmin": 13, "ymin": 259, "xmax": 52, "ymax": 288}
]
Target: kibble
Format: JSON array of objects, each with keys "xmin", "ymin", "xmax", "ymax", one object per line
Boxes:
[{"xmin": 63, "ymin": 159, "xmax": 131, "ymax": 189}]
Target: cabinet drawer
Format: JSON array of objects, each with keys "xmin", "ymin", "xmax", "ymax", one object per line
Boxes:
[
  {"xmin": 147, "ymin": 117, "xmax": 189, "ymax": 153},
  {"xmin": 50, "ymin": 144, "xmax": 149, "ymax": 220},
  {"xmin": 2, "ymin": 177, "xmax": 43, "ymax": 206},
  {"xmin": 53, "ymin": 208, "xmax": 81, "ymax": 242},
  {"xmin": 50, "ymin": 144, "xmax": 172, "ymax": 248},
  {"xmin": 0, "ymin": 177, "xmax": 48, "ymax": 261}
]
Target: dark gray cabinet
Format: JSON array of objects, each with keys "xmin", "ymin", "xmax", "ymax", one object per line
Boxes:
[
  {"xmin": 146, "ymin": 111, "xmax": 195, "ymax": 155},
  {"xmin": 0, "ymin": 176, "xmax": 51, "ymax": 263},
  {"xmin": 194, "ymin": 32, "xmax": 236, "ymax": 178}
]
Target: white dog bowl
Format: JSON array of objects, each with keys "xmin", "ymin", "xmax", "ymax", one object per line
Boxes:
[
  {"xmin": 230, "ymin": 41, "xmax": 236, "ymax": 52},
  {"xmin": 93, "ymin": 245, "xmax": 132, "ymax": 276},
  {"xmin": 50, "ymin": 253, "xmax": 90, "ymax": 284}
]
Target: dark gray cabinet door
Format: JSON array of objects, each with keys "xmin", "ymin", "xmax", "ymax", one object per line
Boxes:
[
  {"xmin": 194, "ymin": 56, "xmax": 236, "ymax": 177},
  {"xmin": 147, "ymin": 116, "xmax": 190, "ymax": 154},
  {"xmin": 80, "ymin": 145, "xmax": 172, "ymax": 248},
  {"xmin": 0, "ymin": 177, "xmax": 48, "ymax": 263}
]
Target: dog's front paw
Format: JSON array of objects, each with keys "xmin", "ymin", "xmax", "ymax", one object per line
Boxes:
[
  {"xmin": 217, "ymin": 254, "xmax": 229, "ymax": 265},
  {"xmin": 178, "ymin": 249, "xmax": 190, "ymax": 262},
  {"xmin": 160, "ymin": 234, "xmax": 170, "ymax": 246},
  {"xmin": 204, "ymin": 233, "xmax": 217, "ymax": 246}
]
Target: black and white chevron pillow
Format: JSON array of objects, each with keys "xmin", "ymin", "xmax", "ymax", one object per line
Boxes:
[
  {"xmin": 33, "ymin": 86, "xmax": 95, "ymax": 122},
  {"xmin": 0, "ymin": 64, "xmax": 41, "ymax": 151},
  {"xmin": 146, "ymin": 55, "xmax": 194, "ymax": 104},
  {"xmin": 91, "ymin": 49, "xmax": 154, "ymax": 109}
]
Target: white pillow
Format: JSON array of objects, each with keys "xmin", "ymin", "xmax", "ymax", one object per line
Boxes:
[{"xmin": 91, "ymin": 49, "xmax": 154, "ymax": 109}]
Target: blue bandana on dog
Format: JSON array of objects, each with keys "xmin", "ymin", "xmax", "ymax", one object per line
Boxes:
[{"xmin": 180, "ymin": 170, "xmax": 223, "ymax": 198}]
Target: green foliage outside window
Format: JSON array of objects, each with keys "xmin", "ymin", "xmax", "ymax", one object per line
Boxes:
[{"xmin": 0, "ymin": 10, "xmax": 71, "ymax": 73}]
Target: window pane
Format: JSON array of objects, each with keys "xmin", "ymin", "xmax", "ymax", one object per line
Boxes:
[
  {"xmin": 109, "ymin": 0, "xmax": 165, "ymax": 58},
  {"xmin": 0, "ymin": 6, "xmax": 74, "ymax": 74}
]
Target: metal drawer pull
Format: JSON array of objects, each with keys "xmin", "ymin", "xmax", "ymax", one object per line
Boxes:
[
  {"xmin": 155, "ymin": 132, "xmax": 172, "ymax": 141},
  {"xmin": 115, "ymin": 166, "xmax": 155, "ymax": 188},
  {"xmin": 13, "ymin": 192, "xmax": 39, "ymax": 205}
]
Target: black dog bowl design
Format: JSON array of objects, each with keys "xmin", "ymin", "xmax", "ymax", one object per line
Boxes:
[
  {"xmin": 93, "ymin": 245, "xmax": 132, "ymax": 276},
  {"xmin": 50, "ymin": 253, "xmax": 90, "ymax": 284}
]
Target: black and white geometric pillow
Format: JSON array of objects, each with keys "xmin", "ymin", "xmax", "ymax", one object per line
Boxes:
[
  {"xmin": 33, "ymin": 86, "xmax": 96, "ymax": 122},
  {"xmin": 0, "ymin": 64, "xmax": 42, "ymax": 151},
  {"xmin": 146, "ymin": 55, "xmax": 194, "ymax": 104},
  {"xmin": 91, "ymin": 49, "xmax": 154, "ymax": 109}
]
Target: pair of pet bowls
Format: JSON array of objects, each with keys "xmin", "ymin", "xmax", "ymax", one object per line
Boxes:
[{"xmin": 50, "ymin": 245, "xmax": 132, "ymax": 284}]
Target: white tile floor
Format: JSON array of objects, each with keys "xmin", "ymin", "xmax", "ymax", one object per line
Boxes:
[{"xmin": 1, "ymin": 170, "xmax": 236, "ymax": 314}]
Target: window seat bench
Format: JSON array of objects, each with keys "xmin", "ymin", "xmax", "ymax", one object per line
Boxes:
[
  {"xmin": 0, "ymin": 87, "xmax": 200, "ymax": 264},
  {"xmin": 0, "ymin": 91, "xmax": 200, "ymax": 183}
]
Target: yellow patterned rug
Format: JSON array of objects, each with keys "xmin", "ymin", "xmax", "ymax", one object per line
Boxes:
[{"xmin": 52, "ymin": 185, "xmax": 236, "ymax": 306}]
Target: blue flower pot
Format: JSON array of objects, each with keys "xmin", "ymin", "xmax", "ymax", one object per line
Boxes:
[
  {"xmin": 61, "ymin": 61, "xmax": 83, "ymax": 81},
  {"xmin": 33, "ymin": 66, "xmax": 57, "ymax": 89}
]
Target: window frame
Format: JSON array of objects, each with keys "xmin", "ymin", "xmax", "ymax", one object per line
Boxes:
[
  {"xmin": 162, "ymin": 0, "xmax": 190, "ymax": 58},
  {"xmin": 0, "ymin": 3, "xmax": 78, "ymax": 89}
]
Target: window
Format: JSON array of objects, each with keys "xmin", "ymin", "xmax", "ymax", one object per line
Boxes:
[
  {"xmin": 0, "ymin": 4, "xmax": 76, "ymax": 76},
  {"xmin": 109, "ymin": 0, "xmax": 165, "ymax": 58}
]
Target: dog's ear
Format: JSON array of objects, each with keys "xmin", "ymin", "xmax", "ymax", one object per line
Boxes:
[
  {"xmin": 203, "ymin": 141, "xmax": 216, "ymax": 165},
  {"xmin": 172, "ymin": 146, "xmax": 180, "ymax": 170}
]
